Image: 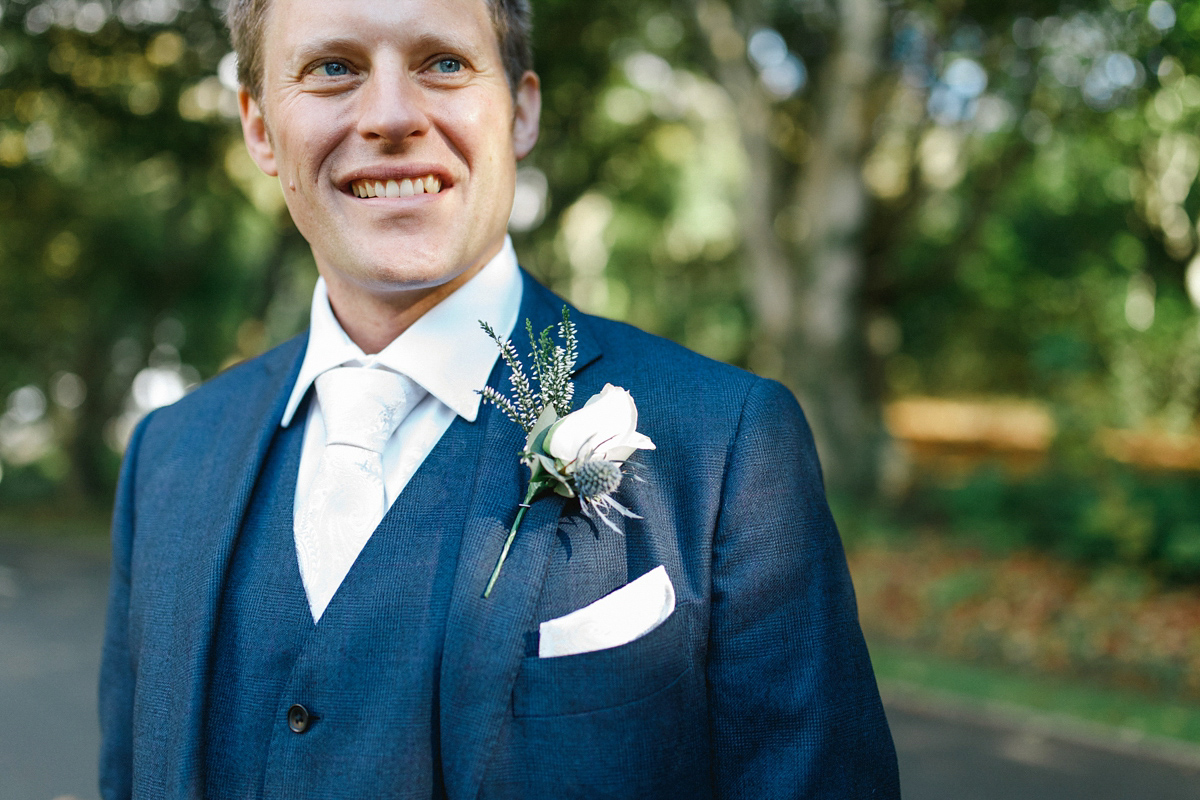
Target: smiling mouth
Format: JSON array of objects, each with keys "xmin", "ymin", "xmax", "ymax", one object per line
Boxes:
[{"xmin": 350, "ymin": 175, "xmax": 443, "ymax": 198}]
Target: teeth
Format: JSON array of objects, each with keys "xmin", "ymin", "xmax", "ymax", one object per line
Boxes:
[{"xmin": 350, "ymin": 174, "xmax": 442, "ymax": 198}]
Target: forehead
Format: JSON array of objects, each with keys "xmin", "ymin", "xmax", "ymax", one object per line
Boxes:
[{"xmin": 261, "ymin": 0, "xmax": 498, "ymax": 59}]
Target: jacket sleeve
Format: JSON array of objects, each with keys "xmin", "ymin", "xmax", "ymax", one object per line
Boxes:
[
  {"xmin": 706, "ymin": 377, "xmax": 900, "ymax": 798},
  {"xmin": 98, "ymin": 412, "xmax": 153, "ymax": 800}
]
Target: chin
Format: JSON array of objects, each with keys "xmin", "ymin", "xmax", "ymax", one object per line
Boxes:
[{"xmin": 349, "ymin": 256, "xmax": 467, "ymax": 294}]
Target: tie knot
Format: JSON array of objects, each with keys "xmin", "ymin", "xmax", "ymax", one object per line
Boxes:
[{"xmin": 315, "ymin": 367, "xmax": 419, "ymax": 453}]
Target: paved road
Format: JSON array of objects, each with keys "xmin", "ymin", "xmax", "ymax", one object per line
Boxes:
[
  {"xmin": 887, "ymin": 698, "xmax": 1200, "ymax": 798},
  {"xmin": 2, "ymin": 537, "xmax": 1199, "ymax": 800},
  {"xmin": 0, "ymin": 538, "xmax": 108, "ymax": 800}
]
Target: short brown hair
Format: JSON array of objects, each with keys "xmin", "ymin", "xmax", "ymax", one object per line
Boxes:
[{"xmin": 225, "ymin": 0, "xmax": 533, "ymax": 101}]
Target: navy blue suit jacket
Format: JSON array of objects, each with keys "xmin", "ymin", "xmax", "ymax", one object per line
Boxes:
[{"xmin": 99, "ymin": 273, "xmax": 899, "ymax": 798}]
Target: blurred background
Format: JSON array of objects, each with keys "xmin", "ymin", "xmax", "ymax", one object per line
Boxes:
[{"xmin": 4, "ymin": 0, "xmax": 1200, "ymax": 796}]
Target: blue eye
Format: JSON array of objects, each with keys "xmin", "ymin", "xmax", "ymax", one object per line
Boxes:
[
  {"xmin": 433, "ymin": 58, "xmax": 462, "ymax": 74},
  {"xmin": 316, "ymin": 61, "xmax": 350, "ymax": 77}
]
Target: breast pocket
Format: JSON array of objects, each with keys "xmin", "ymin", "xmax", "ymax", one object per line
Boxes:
[{"xmin": 512, "ymin": 600, "xmax": 699, "ymax": 718}]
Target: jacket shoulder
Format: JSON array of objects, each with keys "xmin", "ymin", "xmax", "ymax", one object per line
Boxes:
[
  {"xmin": 581, "ymin": 312, "xmax": 774, "ymax": 413},
  {"xmin": 592, "ymin": 315, "xmax": 750, "ymax": 379}
]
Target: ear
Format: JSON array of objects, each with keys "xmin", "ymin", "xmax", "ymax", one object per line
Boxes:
[
  {"xmin": 238, "ymin": 88, "xmax": 278, "ymax": 177},
  {"xmin": 511, "ymin": 70, "xmax": 541, "ymax": 161}
]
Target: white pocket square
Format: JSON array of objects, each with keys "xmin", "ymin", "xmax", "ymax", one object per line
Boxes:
[{"xmin": 538, "ymin": 565, "xmax": 676, "ymax": 658}]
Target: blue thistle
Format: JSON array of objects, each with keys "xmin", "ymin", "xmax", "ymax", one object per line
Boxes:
[{"xmin": 574, "ymin": 458, "xmax": 621, "ymax": 500}]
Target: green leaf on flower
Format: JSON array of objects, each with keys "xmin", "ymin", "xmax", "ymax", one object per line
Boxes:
[
  {"xmin": 534, "ymin": 452, "xmax": 571, "ymax": 486},
  {"xmin": 525, "ymin": 404, "xmax": 559, "ymax": 453}
]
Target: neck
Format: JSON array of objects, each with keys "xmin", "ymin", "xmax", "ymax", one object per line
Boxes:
[{"xmin": 320, "ymin": 257, "xmax": 495, "ymax": 355}]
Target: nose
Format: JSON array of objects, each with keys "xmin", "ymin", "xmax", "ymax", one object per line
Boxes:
[{"xmin": 355, "ymin": 63, "xmax": 430, "ymax": 146}]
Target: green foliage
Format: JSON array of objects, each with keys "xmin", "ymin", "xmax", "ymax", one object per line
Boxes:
[
  {"xmin": 866, "ymin": 4, "xmax": 1200, "ymax": 454},
  {"xmin": 899, "ymin": 463, "xmax": 1200, "ymax": 581},
  {"xmin": 0, "ymin": 1, "xmax": 310, "ymax": 500},
  {"xmin": 870, "ymin": 642, "xmax": 1200, "ymax": 746},
  {"xmin": 517, "ymin": 1, "xmax": 749, "ymax": 362}
]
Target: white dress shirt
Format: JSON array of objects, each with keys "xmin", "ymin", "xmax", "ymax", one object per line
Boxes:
[{"xmin": 281, "ymin": 237, "xmax": 523, "ymax": 532}]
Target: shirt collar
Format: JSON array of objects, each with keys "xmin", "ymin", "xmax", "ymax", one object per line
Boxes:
[{"xmin": 281, "ymin": 236, "xmax": 524, "ymax": 426}]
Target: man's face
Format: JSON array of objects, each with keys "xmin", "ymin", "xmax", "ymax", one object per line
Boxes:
[{"xmin": 239, "ymin": 0, "xmax": 540, "ymax": 299}]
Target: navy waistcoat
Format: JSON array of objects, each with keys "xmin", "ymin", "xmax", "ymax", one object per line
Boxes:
[{"xmin": 203, "ymin": 396, "xmax": 480, "ymax": 799}]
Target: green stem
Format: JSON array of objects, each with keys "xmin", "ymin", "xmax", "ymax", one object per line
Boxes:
[{"xmin": 483, "ymin": 483, "xmax": 541, "ymax": 598}]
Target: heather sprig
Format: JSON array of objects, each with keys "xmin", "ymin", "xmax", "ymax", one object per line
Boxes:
[{"xmin": 479, "ymin": 309, "xmax": 577, "ymax": 431}]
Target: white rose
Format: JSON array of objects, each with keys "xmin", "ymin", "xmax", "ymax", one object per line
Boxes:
[{"xmin": 544, "ymin": 384, "xmax": 656, "ymax": 465}]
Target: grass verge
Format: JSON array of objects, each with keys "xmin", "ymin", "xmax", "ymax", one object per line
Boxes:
[
  {"xmin": 869, "ymin": 639, "xmax": 1200, "ymax": 748},
  {"xmin": 0, "ymin": 510, "xmax": 111, "ymax": 551}
]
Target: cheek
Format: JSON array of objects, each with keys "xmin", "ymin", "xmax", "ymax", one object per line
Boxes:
[
  {"xmin": 273, "ymin": 104, "xmax": 346, "ymax": 179},
  {"xmin": 437, "ymin": 93, "xmax": 514, "ymax": 164}
]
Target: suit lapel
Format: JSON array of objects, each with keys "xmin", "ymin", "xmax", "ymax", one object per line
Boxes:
[
  {"xmin": 439, "ymin": 275, "xmax": 600, "ymax": 800},
  {"xmin": 158, "ymin": 335, "xmax": 307, "ymax": 794}
]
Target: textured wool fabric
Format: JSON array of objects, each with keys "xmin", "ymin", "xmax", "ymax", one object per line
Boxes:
[
  {"xmin": 204, "ymin": 386, "xmax": 476, "ymax": 798},
  {"xmin": 203, "ymin": 404, "xmax": 313, "ymax": 797},
  {"xmin": 100, "ymin": 271, "xmax": 900, "ymax": 799}
]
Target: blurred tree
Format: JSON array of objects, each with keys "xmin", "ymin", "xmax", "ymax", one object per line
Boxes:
[
  {"xmin": 0, "ymin": 0, "xmax": 310, "ymax": 502},
  {"xmin": 524, "ymin": 0, "xmax": 1200, "ymax": 498},
  {"xmin": 4, "ymin": 0, "xmax": 1200, "ymax": 523},
  {"xmin": 692, "ymin": 0, "xmax": 888, "ymax": 492}
]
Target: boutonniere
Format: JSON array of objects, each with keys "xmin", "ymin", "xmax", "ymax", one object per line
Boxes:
[{"xmin": 478, "ymin": 309, "xmax": 655, "ymax": 597}]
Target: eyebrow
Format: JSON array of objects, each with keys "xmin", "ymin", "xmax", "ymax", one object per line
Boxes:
[
  {"xmin": 407, "ymin": 31, "xmax": 485, "ymax": 59},
  {"xmin": 286, "ymin": 37, "xmax": 362, "ymax": 71}
]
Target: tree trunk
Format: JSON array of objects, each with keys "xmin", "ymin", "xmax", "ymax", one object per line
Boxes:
[
  {"xmin": 692, "ymin": 0, "xmax": 796, "ymax": 357},
  {"xmin": 694, "ymin": 0, "xmax": 887, "ymax": 493},
  {"xmin": 785, "ymin": 0, "xmax": 886, "ymax": 494}
]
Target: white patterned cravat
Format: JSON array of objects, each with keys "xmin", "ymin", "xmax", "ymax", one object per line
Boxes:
[{"xmin": 295, "ymin": 366, "xmax": 419, "ymax": 622}]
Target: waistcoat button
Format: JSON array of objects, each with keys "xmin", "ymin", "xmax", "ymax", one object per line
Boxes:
[{"xmin": 287, "ymin": 704, "xmax": 311, "ymax": 733}]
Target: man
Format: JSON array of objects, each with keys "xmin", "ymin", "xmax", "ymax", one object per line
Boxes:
[{"xmin": 99, "ymin": 0, "xmax": 900, "ymax": 796}]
